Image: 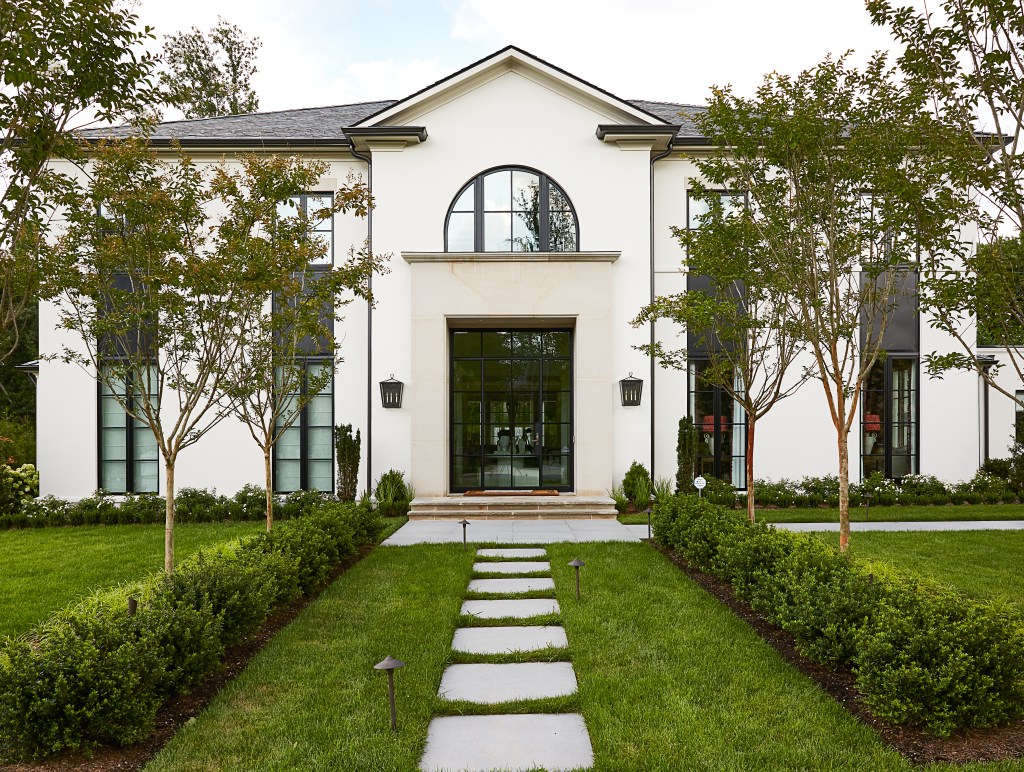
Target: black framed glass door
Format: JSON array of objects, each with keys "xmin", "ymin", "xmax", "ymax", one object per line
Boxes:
[{"xmin": 450, "ymin": 329, "xmax": 572, "ymax": 491}]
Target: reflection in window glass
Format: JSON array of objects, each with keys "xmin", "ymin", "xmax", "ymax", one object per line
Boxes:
[
  {"xmin": 687, "ymin": 359, "xmax": 746, "ymax": 488},
  {"xmin": 446, "ymin": 168, "xmax": 578, "ymax": 252},
  {"xmin": 1016, "ymin": 391, "xmax": 1024, "ymax": 444},
  {"xmin": 861, "ymin": 357, "xmax": 918, "ymax": 480},
  {"xmin": 274, "ymin": 360, "xmax": 334, "ymax": 493},
  {"xmin": 98, "ymin": 365, "xmax": 158, "ymax": 493}
]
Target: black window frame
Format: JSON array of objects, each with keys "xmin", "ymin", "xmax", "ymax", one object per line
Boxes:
[
  {"xmin": 449, "ymin": 328, "xmax": 574, "ymax": 493},
  {"xmin": 96, "ymin": 363, "xmax": 159, "ymax": 494},
  {"xmin": 272, "ymin": 358, "xmax": 335, "ymax": 494},
  {"xmin": 861, "ymin": 355, "xmax": 920, "ymax": 481},
  {"xmin": 444, "ymin": 166, "xmax": 579, "ymax": 253},
  {"xmin": 687, "ymin": 357, "xmax": 747, "ymax": 490}
]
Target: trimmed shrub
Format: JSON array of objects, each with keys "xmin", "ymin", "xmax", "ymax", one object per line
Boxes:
[
  {"xmin": 856, "ymin": 584, "xmax": 1024, "ymax": 736},
  {"xmin": 653, "ymin": 493, "xmax": 1024, "ymax": 736},
  {"xmin": 0, "ymin": 500, "xmax": 375, "ymax": 761},
  {"xmin": 374, "ymin": 469, "xmax": 411, "ymax": 518},
  {"xmin": 228, "ymin": 483, "xmax": 267, "ymax": 521},
  {"xmin": 621, "ymin": 461, "xmax": 651, "ymax": 505},
  {"xmin": 171, "ymin": 487, "xmax": 224, "ymax": 523},
  {"xmin": 334, "ymin": 424, "xmax": 361, "ymax": 501}
]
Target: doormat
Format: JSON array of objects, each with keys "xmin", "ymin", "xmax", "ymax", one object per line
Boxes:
[{"xmin": 463, "ymin": 489, "xmax": 560, "ymax": 497}]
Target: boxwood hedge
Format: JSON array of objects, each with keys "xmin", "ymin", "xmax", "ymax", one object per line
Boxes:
[{"xmin": 652, "ymin": 495, "xmax": 1024, "ymax": 736}]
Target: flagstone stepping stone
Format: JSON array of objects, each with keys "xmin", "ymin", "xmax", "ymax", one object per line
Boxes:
[
  {"xmin": 420, "ymin": 713, "xmax": 593, "ymax": 772},
  {"xmin": 473, "ymin": 561, "xmax": 550, "ymax": 574},
  {"xmin": 438, "ymin": 662, "xmax": 577, "ymax": 703},
  {"xmin": 460, "ymin": 598, "xmax": 559, "ymax": 619},
  {"xmin": 467, "ymin": 577, "xmax": 554, "ymax": 594},
  {"xmin": 452, "ymin": 625, "xmax": 568, "ymax": 654},
  {"xmin": 477, "ymin": 548, "xmax": 547, "ymax": 558}
]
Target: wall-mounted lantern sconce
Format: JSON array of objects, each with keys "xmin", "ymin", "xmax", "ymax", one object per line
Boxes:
[
  {"xmin": 380, "ymin": 375, "xmax": 404, "ymax": 408},
  {"xmin": 619, "ymin": 373, "xmax": 643, "ymax": 406}
]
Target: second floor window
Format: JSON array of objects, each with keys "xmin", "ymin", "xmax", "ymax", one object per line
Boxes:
[
  {"xmin": 277, "ymin": 192, "xmax": 334, "ymax": 266},
  {"xmin": 446, "ymin": 167, "xmax": 578, "ymax": 252}
]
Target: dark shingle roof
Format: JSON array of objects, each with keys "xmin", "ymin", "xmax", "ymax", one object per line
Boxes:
[{"xmin": 79, "ymin": 99, "xmax": 707, "ymax": 145}]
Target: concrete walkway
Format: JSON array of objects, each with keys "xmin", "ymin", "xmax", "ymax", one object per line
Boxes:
[
  {"xmin": 419, "ymin": 547, "xmax": 594, "ymax": 772},
  {"xmin": 383, "ymin": 519, "xmax": 639, "ymax": 545}
]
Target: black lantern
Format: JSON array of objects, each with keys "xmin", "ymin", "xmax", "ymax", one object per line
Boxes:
[
  {"xmin": 380, "ymin": 375, "xmax": 404, "ymax": 408},
  {"xmin": 619, "ymin": 373, "xmax": 643, "ymax": 406}
]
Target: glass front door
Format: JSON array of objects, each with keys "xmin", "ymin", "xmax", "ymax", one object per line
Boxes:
[{"xmin": 450, "ymin": 329, "xmax": 572, "ymax": 491}]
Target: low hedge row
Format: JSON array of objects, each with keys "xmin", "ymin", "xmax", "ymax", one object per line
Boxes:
[
  {"xmin": 0, "ymin": 486, "xmax": 351, "ymax": 530},
  {"xmin": 0, "ymin": 500, "xmax": 382, "ymax": 762},
  {"xmin": 653, "ymin": 496, "xmax": 1024, "ymax": 736}
]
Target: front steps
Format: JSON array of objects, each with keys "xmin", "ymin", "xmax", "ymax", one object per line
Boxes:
[{"xmin": 409, "ymin": 494, "xmax": 617, "ymax": 520}]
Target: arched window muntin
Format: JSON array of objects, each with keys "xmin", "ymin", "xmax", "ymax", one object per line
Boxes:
[{"xmin": 445, "ymin": 165, "xmax": 579, "ymax": 253}]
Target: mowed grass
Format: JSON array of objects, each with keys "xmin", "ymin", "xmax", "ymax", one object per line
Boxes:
[
  {"xmin": 0, "ymin": 521, "xmax": 263, "ymax": 638},
  {"xmin": 145, "ymin": 544, "xmax": 473, "ymax": 772},
  {"xmin": 839, "ymin": 530, "xmax": 1024, "ymax": 603},
  {"xmin": 759, "ymin": 502, "xmax": 1024, "ymax": 523},
  {"xmin": 143, "ymin": 540, "xmax": 1024, "ymax": 771}
]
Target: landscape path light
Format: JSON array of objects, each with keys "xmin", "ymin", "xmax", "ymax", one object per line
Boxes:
[
  {"xmin": 374, "ymin": 655, "xmax": 406, "ymax": 730},
  {"xmin": 863, "ymin": 491, "xmax": 873, "ymax": 521},
  {"xmin": 568, "ymin": 558, "xmax": 585, "ymax": 600},
  {"xmin": 127, "ymin": 597, "xmax": 138, "ymax": 616},
  {"xmin": 459, "ymin": 519, "xmax": 470, "ymax": 550}
]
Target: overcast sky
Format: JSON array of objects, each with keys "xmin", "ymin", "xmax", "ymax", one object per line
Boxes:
[{"xmin": 134, "ymin": 0, "xmax": 907, "ymax": 117}]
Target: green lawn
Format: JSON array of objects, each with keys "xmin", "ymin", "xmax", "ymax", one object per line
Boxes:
[
  {"xmin": 143, "ymin": 541, "xmax": 1024, "ymax": 771},
  {"xmin": 840, "ymin": 530, "xmax": 1024, "ymax": 603},
  {"xmin": 0, "ymin": 521, "xmax": 263, "ymax": 638}
]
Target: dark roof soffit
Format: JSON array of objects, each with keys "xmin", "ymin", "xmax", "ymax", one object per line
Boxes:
[
  {"xmin": 596, "ymin": 124, "xmax": 680, "ymax": 139},
  {"xmin": 343, "ymin": 126, "xmax": 428, "ymax": 141}
]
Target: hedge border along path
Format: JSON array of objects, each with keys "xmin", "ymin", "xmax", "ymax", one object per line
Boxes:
[{"xmin": 651, "ymin": 541, "xmax": 1024, "ymax": 765}]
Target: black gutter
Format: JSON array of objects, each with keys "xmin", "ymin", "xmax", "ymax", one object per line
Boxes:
[
  {"xmin": 595, "ymin": 125, "xmax": 680, "ymax": 141},
  {"xmin": 343, "ymin": 126, "xmax": 428, "ymax": 142},
  {"xmin": 649, "ymin": 141, "xmax": 676, "ymax": 479},
  {"xmin": 348, "ymin": 143, "xmax": 375, "ymax": 493},
  {"xmin": 81, "ymin": 137, "xmax": 355, "ymax": 149}
]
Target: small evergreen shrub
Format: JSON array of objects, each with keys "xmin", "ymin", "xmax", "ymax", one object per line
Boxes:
[
  {"xmin": 621, "ymin": 461, "xmax": 651, "ymax": 505},
  {"xmin": 229, "ymin": 483, "xmax": 267, "ymax": 521},
  {"xmin": 334, "ymin": 424, "xmax": 361, "ymax": 501},
  {"xmin": 374, "ymin": 469, "xmax": 412, "ymax": 517},
  {"xmin": 676, "ymin": 417, "xmax": 699, "ymax": 494},
  {"xmin": 173, "ymin": 488, "xmax": 225, "ymax": 523}
]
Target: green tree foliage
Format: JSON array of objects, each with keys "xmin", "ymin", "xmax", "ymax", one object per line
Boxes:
[
  {"xmin": 869, "ymin": 0, "xmax": 1024, "ymax": 409},
  {"xmin": 160, "ymin": 18, "xmax": 260, "ymax": 119},
  {"xmin": 671, "ymin": 55, "xmax": 971, "ymax": 550},
  {"xmin": 635, "ymin": 180, "xmax": 811, "ymax": 523},
  {"xmin": 0, "ymin": 0, "xmax": 156, "ymax": 364},
  {"xmin": 675, "ymin": 416, "xmax": 699, "ymax": 494},
  {"xmin": 215, "ymin": 158, "xmax": 386, "ymax": 530}
]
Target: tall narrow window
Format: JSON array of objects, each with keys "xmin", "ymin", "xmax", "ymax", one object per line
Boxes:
[
  {"xmin": 862, "ymin": 357, "xmax": 918, "ymax": 479},
  {"xmin": 98, "ymin": 366, "xmax": 158, "ymax": 493},
  {"xmin": 445, "ymin": 167, "xmax": 578, "ymax": 252},
  {"xmin": 686, "ymin": 190, "xmax": 745, "ymax": 229},
  {"xmin": 274, "ymin": 360, "xmax": 334, "ymax": 493},
  {"xmin": 688, "ymin": 359, "xmax": 746, "ymax": 488},
  {"xmin": 1016, "ymin": 390, "xmax": 1024, "ymax": 444}
]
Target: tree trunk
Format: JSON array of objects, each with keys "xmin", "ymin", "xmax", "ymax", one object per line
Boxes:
[
  {"xmin": 264, "ymin": 448, "xmax": 274, "ymax": 532},
  {"xmin": 838, "ymin": 432, "xmax": 850, "ymax": 553},
  {"xmin": 164, "ymin": 459, "xmax": 176, "ymax": 575},
  {"xmin": 746, "ymin": 419, "xmax": 756, "ymax": 523}
]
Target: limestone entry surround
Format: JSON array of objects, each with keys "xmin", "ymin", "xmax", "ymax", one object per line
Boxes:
[{"xmin": 403, "ymin": 251, "xmax": 619, "ymax": 497}]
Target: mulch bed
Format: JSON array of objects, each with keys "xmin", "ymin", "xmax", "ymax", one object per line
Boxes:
[
  {"xmin": 651, "ymin": 541, "xmax": 1024, "ymax": 765},
  {"xmin": 0, "ymin": 544, "xmax": 376, "ymax": 772}
]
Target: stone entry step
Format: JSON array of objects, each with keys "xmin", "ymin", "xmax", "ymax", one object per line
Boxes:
[
  {"xmin": 473, "ymin": 561, "xmax": 550, "ymax": 575},
  {"xmin": 410, "ymin": 494, "xmax": 617, "ymax": 520},
  {"xmin": 467, "ymin": 577, "xmax": 554, "ymax": 594},
  {"xmin": 452, "ymin": 625, "xmax": 568, "ymax": 654},
  {"xmin": 438, "ymin": 662, "xmax": 577, "ymax": 703},
  {"xmin": 477, "ymin": 548, "xmax": 548, "ymax": 558},
  {"xmin": 461, "ymin": 599, "xmax": 560, "ymax": 619},
  {"xmin": 420, "ymin": 713, "xmax": 594, "ymax": 772}
]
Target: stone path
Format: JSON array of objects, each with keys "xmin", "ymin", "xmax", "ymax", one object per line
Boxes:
[
  {"xmin": 419, "ymin": 547, "xmax": 594, "ymax": 772},
  {"xmin": 383, "ymin": 519, "xmax": 638, "ymax": 546}
]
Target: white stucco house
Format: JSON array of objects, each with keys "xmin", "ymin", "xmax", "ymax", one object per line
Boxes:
[{"xmin": 36, "ymin": 46, "xmax": 1019, "ymax": 512}]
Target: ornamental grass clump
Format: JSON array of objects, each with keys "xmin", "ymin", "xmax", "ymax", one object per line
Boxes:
[
  {"xmin": 0, "ymin": 499, "xmax": 381, "ymax": 762},
  {"xmin": 652, "ymin": 494, "xmax": 1024, "ymax": 736}
]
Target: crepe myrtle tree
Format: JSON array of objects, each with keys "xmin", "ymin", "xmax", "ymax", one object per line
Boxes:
[
  {"xmin": 675, "ymin": 54, "xmax": 971, "ymax": 551},
  {"xmin": 45, "ymin": 140, "xmax": 346, "ymax": 573},
  {"xmin": 634, "ymin": 186, "xmax": 812, "ymax": 524},
  {"xmin": 869, "ymin": 0, "xmax": 1024, "ymax": 407},
  {"xmin": 215, "ymin": 158, "xmax": 387, "ymax": 531},
  {"xmin": 0, "ymin": 0, "xmax": 157, "ymax": 364}
]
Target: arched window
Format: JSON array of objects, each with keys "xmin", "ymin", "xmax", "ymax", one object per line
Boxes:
[{"xmin": 445, "ymin": 167, "xmax": 578, "ymax": 252}]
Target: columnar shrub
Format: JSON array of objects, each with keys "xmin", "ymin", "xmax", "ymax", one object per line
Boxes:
[{"xmin": 334, "ymin": 424, "xmax": 361, "ymax": 501}]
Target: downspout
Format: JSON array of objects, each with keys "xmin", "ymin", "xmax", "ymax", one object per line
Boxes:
[
  {"xmin": 979, "ymin": 356, "xmax": 998, "ymax": 464},
  {"xmin": 349, "ymin": 141, "xmax": 374, "ymax": 493},
  {"xmin": 649, "ymin": 141, "xmax": 675, "ymax": 479}
]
